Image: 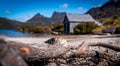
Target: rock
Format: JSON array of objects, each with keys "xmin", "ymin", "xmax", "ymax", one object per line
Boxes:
[
  {"xmin": 45, "ymin": 38, "xmax": 55, "ymax": 44},
  {"xmin": 57, "ymin": 58, "xmax": 66, "ymax": 64},
  {"xmin": 45, "ymin": 37, "xmax": 69, "ymax": 47},
  {"xmin": 47, "ymin": 63, "xmax": 57, "ymax": 66},
  {"xmin": 60, "ymin": 64, "xmax": 68, "ymax": 66}
]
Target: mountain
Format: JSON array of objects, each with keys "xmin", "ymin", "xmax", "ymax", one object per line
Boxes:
[
  {"xmin": 87, "ymin": 0, "xmax": 120, "ymax": 19},
  {"xmin": 0, "ymin": 17, "xmax": 24, "ymax": 29},
  {"xmin": 26, "ymin": 12, "xmax": 65, "ymax": 25},
  {"xmin": 51, "ymin": 12, "xmax": 65, "ymax": 23},
  {"xmin": 27, "ymin": 13, "xmax": 53, "ymax": 25}
]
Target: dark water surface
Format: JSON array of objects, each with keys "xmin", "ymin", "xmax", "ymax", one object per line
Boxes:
[{"xmin": 0, "ymin": 30, "xmax": 52, "ymax": 37}]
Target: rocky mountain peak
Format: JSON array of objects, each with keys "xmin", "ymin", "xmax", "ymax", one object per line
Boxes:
[
  {"xmin": 33, "ymin": 13, "xmax": 44, "ymax": 19},
  {"xmin": 52, "ymin": 11, "xmax": 66, "ymax": 22},
  {"xmin": 26, "ymin": 12, "xmax": 66, "ymax": 25},
  {"xmin": 35, "ymin": 13, "xmax": 41, "ymax": 16},
  {"xmin": 110, "ymin": 0, "xmax": 119, "ymax": 2},
  {"xmin": 52, "ymin": 12, "xmax": 65, "ymax": 18},
  {"xmin": 87, "ymin": 0, "xmax": 120, "ymax": 19}
]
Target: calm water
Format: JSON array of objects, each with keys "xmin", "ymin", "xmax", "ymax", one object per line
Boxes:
[
  {"xmin": 0, "ymin": 30, "xmax": 33, "ymax": 37},
  {"xmin": 0, "ymin": 30, "xmax": 52, "ymax": 37}
]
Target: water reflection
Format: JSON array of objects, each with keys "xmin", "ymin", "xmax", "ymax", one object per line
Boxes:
[{"xmin": 0, "ymin": 30, "xmax": 52, "ymax": 37}]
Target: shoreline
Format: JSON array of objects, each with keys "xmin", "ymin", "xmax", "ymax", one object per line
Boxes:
[{"xmin": 2, "ymin": 34, "xmax": 120, "ymax": 45}]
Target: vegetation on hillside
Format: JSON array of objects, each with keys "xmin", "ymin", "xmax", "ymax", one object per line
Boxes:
[
  {"xmin": 17, "ymin": 23, "xmax": 64, "ymax": 33},
  {"xmin": 92, "ymin": 17, "xmax": 120, "ymax": 34},
  {"xmin": 100, "ymin": 16, "xmax": 120, "ymax": 28}
]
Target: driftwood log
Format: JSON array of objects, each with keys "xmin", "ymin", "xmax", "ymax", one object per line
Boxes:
[
  {"xmin": 5, "ymin": 37, "xmax": 120, "ymax": 66},
  {"xmin": 0, "ymin": 39, "xmax": 28, "ymax": 66}
]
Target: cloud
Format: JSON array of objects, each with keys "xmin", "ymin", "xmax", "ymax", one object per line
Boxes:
[
  {"xmin": 92, "ymin": 4, "xmax": 103, "ymax": 8},
  {"xmin": 17, "ymin": 14, "xmax": 33, "ymax": 22},
  {"xmin": 5, "ymin": 10, "xmax": 10, "ymax": 14},
  {"xmin": 77, "ymin": 7, "xmax": 84, "ymax": 12},
  {"xmin": 77, "ymin": 7, "xmax": 83, "ymax": 11},
  {"xmin": 17, "ymin": 17, "xmax": 29, "ymax": 22},
  {"xmin": 97, "ymin": 4, "xmax": 103, "ymax": 7},
  {"xmin": 75, "ymin": 7, "xmax": 87, "ymax": 13},
  {"xmin": 60, "ymin": 3, "xmax": 68, "ymax": 9}
]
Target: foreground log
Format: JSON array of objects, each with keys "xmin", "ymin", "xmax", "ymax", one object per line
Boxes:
[
  {"xmin": 5, "ymin": 37, "xmax": 120, "ymax": 66},
  {"xmin": 0, "ymin": 39, "xmax": 28, "ymax": 66},
  {"xmin": 89, "ymin": 43, "xmax": 120, "ymax": 52}
]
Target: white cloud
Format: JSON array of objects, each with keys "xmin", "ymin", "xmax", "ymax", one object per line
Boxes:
[
  {"xmin": 92, "ymin": 4, "xmax": 103, "ymax": 8},
  {"xmin": 74, "ymin": 7, "xmax": 87, "ymax": 14},
  {"xmin": 17, "ymin": 14, "xmax": 33, "ymax": 22},
  {"xmin": 97, "ymin": 4, "xmax": 102, "ymax": 7},
  {"xmin": 60, "ymin": 3, "xmax": 68, "ymax": 9},
  {"xmin": 17, "ymin": 17, "xmax": 29, "ymax": 22},
  {"xmin": 77, "ymin": 7, "xmax": 84, "ymax": 11},
  {"xmin": 5, "ymin": 10, "xmax": 10, "ymax": 14}
]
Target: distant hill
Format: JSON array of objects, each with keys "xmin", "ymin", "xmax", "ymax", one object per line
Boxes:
[
  {"xmin": 87, "ymin": 0, "xmax": 120, "ymax": 19},
  {"xmin": 26, "ymin": 12, "xmax": 65, "ymax": 25},
  {"xmin": 0, "ymin": 17, "xmax": 24, "ymax": 29}
]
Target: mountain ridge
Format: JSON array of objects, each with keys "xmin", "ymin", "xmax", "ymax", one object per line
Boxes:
[
  {"xmin": 26, "ymin": 12, "xmax": 66, "ymax": 25},
  {"xmin": 0, "ymin": 17, "xmax": 24, "ymax": 29},
  {"xmin": 27, "ymin": 13, "xmax": 53, "ymax": 25},
  {"xmin": 86, "ymin": 0, "xmax": 120, "ymax": 19}
]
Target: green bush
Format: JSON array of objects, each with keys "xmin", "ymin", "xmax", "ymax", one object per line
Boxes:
[
  {"xmin": 17, "ymin": 25, "xmax": 50, "ymax": 33},
  {"xmin": 17, "ymin": 23, "xmax": 64, "ymax": 33},
  {"xmin": 50, "ymin": 23, "xmax": 64, "ymax": 31},
  {"xmin": 74, "ymin": 22, "xmax": 98, "ymax": 34},
  {"xmin": 100, "ymin": 17, "xmax": 120, "ymax": 28},
  {"xmin": 92, "ymin": 26, "xmax": 107, "ymax": 34}
]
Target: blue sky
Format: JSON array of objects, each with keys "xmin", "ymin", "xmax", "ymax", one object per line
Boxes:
[{"xmin": 0, "ymin": 0, "xmax": 109, "ymax": 22}]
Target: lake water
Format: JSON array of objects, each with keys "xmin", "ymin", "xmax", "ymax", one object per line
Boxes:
[{"xmin": 0, "ymin": 30, "xmax": 52, "ymax": 37}]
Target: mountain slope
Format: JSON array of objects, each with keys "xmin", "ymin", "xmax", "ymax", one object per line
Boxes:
[
  {"xmin": 26, "ymin": 12, "xmax": 66, "ymax": 25},
  {"xmin": 51, "ymin": 12, "xmax": 65, "ymax": 23},
  {"xmin": 87, "ymin": 0, "xmax": 120, "ymax": 19},
  {"xmin": 0, "ymin": 17, "xmax": 24, "ymax": 29},
  {"xmin": 26, "ymin": 13, "xmax": 53, "ymax": 25}
]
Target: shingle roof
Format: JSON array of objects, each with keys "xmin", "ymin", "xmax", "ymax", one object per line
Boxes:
[
  {"xmin": 66, "ymin": 14, "xmax": 95, "ymax": 22},
  {"xmin": 66, "ymin": 13, "xmax": 102, "ymax": 26}
]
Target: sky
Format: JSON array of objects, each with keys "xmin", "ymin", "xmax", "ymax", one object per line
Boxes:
[{"xmin": 0, "ymin": 0, "xmax": 109, "ymax": 22}]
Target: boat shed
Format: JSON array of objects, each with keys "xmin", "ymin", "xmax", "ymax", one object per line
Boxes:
[{"xmin": 63, "ymin": 13, "xmax": 102, "ymax": 33}]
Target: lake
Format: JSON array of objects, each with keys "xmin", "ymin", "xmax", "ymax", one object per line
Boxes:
[{"xmin": 0, "ymin": 30, "xmax": 52, "ymax": 37}]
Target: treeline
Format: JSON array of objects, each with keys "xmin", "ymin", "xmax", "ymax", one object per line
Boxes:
[{"xmin": 17, "ymin": 23, "xmax": 64, "ymax": 33}]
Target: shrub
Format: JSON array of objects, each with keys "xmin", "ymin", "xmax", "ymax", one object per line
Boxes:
[
  {"xmin": 17, "ymin": 25, "xmax": 50, "ymax": 33},
  {"xmin": 92, "ymin": 26, "xmax": 106, "ymax": 34},
  {"xmin": 74, "ymin": 22, "xmax": 98, "ymax": 34},
  {"xmin": 50, "ymin": 23, "xmax": 64, "ymax": 31},
  {"xmin": 100, "ymin": 17, "xmax": 120, "ymax": 28}
]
